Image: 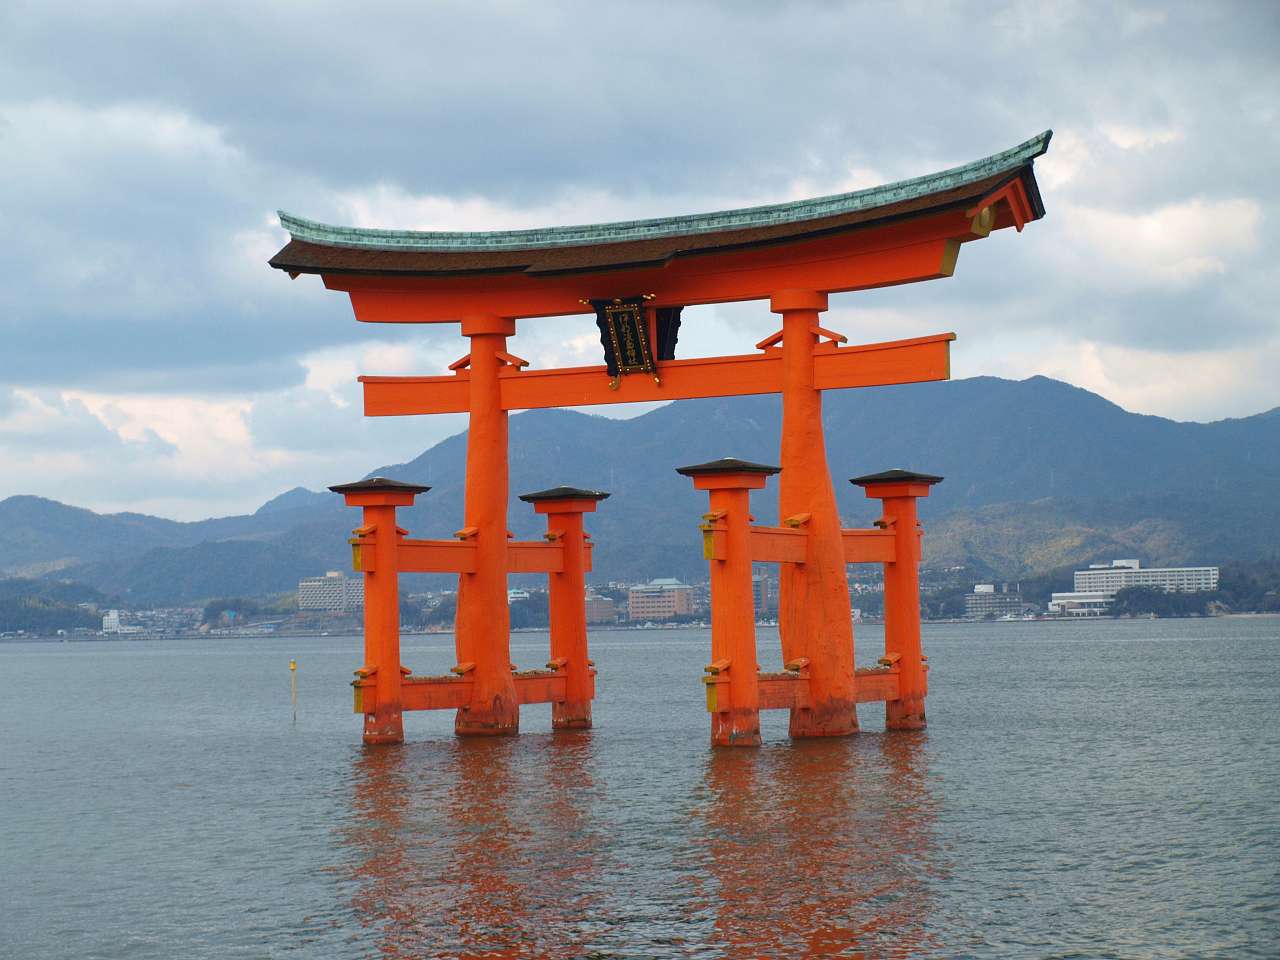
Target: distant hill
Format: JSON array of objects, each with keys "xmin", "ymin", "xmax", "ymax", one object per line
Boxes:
[{"xmin": 3, "ymin": 376, "xmax": 1277, "ymax": 603}]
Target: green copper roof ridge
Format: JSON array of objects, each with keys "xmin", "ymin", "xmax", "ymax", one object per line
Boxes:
[{"xmin": 279, "ymin": 130, "xmax": 1050, "ymax": 253}]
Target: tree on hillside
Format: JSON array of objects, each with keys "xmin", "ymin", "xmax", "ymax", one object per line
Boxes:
[
  {"xmin": 510, "ymin": 593, "xmax": 549, "ymax": 629},
  {"xmin": 1109, "ymin": 587, "xmax": 1210, "ymax": 618},
  {"xmin": 202, "ymin": 597, "xmax": 261, "ymax": 624}
]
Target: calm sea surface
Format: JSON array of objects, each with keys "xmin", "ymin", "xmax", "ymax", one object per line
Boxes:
[{"xmin": 3, "ymin": 618, "xmax": 1277, "ymax": 959}]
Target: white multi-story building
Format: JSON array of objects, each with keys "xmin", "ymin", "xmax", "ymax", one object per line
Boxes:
[
  {"xmin": 964, "ymin": 584, "xmax": 1026, "ymax": 619},
  {"xmin": 1073, "ymin": 559, "xmax": 1218, "ymax": 594},
  {"xmin": 1046, "ymin": 592, "xmax": 1114, "ymax": 617},
  {"xmin": 1049, "ymin": 559, "xmax": 1219, "ymax": 616},
  {"xmin": 298, "ymin": 571, "xmax": 365, "ymax": 611},
  {"xmin": 101, "ymin": 609, "xmax": 143, "ymax": 634}
]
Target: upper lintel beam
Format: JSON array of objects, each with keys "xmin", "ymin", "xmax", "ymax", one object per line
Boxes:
[
  {"xmin": 361, "ymin": 333, "xmax": 954, "ymax": 416},
  {"xmin": 328, "ymin": 233, "xmax": 963, "ymax": 324}
]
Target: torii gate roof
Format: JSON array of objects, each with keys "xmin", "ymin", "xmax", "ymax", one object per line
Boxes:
[{"xmin": 270, "ymin": 131, "xmax": 1050, "ymax": 281}]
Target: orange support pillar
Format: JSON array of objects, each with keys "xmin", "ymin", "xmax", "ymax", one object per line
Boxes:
[
  {"xmin": 330, "ymin": 476, "xmax": 430, "ymax": 745},
  {"xmin": 852, "ymin": 469, "xmax": 942, "ymax": 730},
  {"xmin": 454, "ymin": 315, "xmax": 520, "ymax": 736},
  {"xmin": 678, "ymin": 458, "xmax": 777, "ymax": 747},
  {"xmin": 519, "ymin": 485, "xmax": 610, "ymax": 730},
  {"xmin": 770, "ymin": 290, "xmax": 857, "ymax": 738}
]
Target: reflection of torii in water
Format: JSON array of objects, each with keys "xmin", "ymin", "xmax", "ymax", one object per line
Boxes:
[
  {"xmin": 343, "ymin": 734, "xmax": 942, "ymax": 957},
  {"xmin": 270, "ymin": 131, "xmax": 1051, "ymax": 745}
]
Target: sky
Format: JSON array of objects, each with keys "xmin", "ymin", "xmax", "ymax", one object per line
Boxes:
[{"xmin": 1, "ymin": 0, "xmax": 1277, "ymax": 520}]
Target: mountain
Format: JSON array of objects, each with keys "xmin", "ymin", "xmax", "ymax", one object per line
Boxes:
[{"xmin": 3, "ymin": 375, "xmax": 1277, "ymax": 603}]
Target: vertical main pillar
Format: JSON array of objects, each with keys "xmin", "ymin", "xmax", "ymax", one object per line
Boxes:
[
  {"xmin": 519, "ymin": 486, "xmax": 610, "ymax": 730},
  {"xmin": 455, "ymin": 315, "xmax": 520, "ymax": 736},
  {"xmin": 678, "ymin": 458, "xmax": 777, "ymax": 747},
  {"xmin": 852, "ymin": 470, "xmax": 943, "ymax": 730},
  {"xmin": 330, "ymin": 477, "xmax": 430, "ymax": 745},
  {"xmin": 770, "ymin": 290, "xmax": 857, "ymax": 738}
]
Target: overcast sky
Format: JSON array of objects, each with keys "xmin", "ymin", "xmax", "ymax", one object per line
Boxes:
[{"xmin": 1, "ymin": 1, "xmax": 1277, "ymax": 520}]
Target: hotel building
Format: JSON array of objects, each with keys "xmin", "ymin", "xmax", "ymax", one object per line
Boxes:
[
  {"xmin": 627, "ymin": 579, "xmax": 695, "ymax": 621},
  {"xmin": 1048, "ymin": 559, "xmax": 1219, "ymax": 617},
  {"xmin": 298, "ymin": 571, "xmax": 365, "ymax": 612}
]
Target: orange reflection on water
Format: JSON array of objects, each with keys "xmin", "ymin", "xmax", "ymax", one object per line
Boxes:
[
  {"xmin": 346, "ymin": 734, "xmax": 603, "ymax": 959},
  {"xmin": 344, "ymin": 729, "xmax": 940, "ymax": 958},
  {"xmin": 695, "ymin": 732, "xmax": 940, "ymax": 958}
]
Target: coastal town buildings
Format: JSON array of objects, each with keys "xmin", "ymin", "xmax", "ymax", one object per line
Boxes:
[{"xmin": 101, "ymin": 609, "xmax": 143, "ymax": 635}]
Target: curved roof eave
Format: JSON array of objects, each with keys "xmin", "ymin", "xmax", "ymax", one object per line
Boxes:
[{"xmin": 278, "ymin": 130, "xmax": 1051, "ymax": 254}]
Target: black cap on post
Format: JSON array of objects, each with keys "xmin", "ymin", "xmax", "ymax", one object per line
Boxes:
[
  {"xmin": 675, "ymin": 457, "xmax": 781, "ymax": 477},
  {"xmin": 518, "ymin": 485, "xmax": 611, "ymax": 503},
  {"xmin": 849, "ymin": 468, "xmax": 943, "ymax": 487},
  {"xmin": 328, "ymin": 476, "xmax": 432, "ymax": 495}
]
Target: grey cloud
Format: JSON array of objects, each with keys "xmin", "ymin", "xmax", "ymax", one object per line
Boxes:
[
  {"xmin": 1, "ymin": 2, "xmax": 1272, "ymax": 201},
  {"xmin": 0, "ymin": 0, "xmax": 1278, "ymax": 516}
]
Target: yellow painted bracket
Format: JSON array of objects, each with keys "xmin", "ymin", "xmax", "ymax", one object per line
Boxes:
[
  {"xmin": 703, "ymin": 660, "xmax": 731, "ymax": 713},
  {"xmin": 348, "ymin": 537, "xmax": 373, "ymax": 572}
]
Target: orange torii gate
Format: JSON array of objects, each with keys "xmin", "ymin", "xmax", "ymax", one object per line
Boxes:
[{"xmin": 271, "ymin": 131, "xmax": 1051, "ymax": 746}]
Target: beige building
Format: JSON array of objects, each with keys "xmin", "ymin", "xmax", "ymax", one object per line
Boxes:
[
  {"xmin": 585, "ymin": 592, "xmax": 617, "ymax": 624},
  {"xmin": 627, "ymin": 579, "xmax": 694, "ymax": 621}
]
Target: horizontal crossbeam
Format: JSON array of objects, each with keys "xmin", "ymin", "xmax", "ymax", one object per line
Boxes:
[
  {"xmin": 507, "ymin": 540, "xmax": 593, "ymax": 574},
  {"xmin": 362, "ymin": 670, "xmax": 575, "ymax": 713},
  {"xmin": 842, "ymin": 529, "xmax": 898, "ymax": 564},
  {"xmin": 702, "ymin": 526, "xmax": 899, "ymax": 565},
  {"xmin": 361, "ymin": 333, "xmax": 954, "ymax": 416},
  {"xmin": 397, "ymin": 539, "xmax": 476, "ymax": 573},
  {"xmin": 703, "ymin": 526, "xmax": 807, "ymax": 563},
  {"xmin": 734, "ymin": 666, "xmax": 902, "ymax": 712},
  {"xmin": 854, "ymin": 666, "xmax": 902, "ymax": 703},
  {"xmin": 355, "ymin": 538, "xmax": 591, "ymax": 574}
]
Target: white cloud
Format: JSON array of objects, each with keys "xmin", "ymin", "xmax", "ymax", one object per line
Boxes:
[
  {"xmin": 1100, "ymin": 123, "xmax": 1183, "ymax": 151},
  {"xmin": 962, "ymin": 334, "xmax": 1280, "ymax": 422},
  {"xmin": 1053, "ymin": 197, "xmax": 1261, "ymax": 290},
  {"xmin": 1, "ymin": 2, "xmax": 1277, "ymax": 521}
]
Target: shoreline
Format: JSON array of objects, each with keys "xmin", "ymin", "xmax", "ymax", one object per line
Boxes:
[{"xmin": 5, "ymin": 611, "xmax": 1277, "ymax": 644}]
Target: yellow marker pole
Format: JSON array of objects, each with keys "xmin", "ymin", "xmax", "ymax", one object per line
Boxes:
[{"xmin": 290, "ymin": 659, "xmax": 298, "ymax": 724}]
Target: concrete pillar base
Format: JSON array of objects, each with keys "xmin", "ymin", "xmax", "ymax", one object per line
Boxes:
[
  {"xmin": 552, "ymin": 702, "xmax": 593, "ymax": 730},
  {"xmin": 887, "ymin": 700, "xmax": 926, "ymax": 730},
  {"xmin": 788, "ymin": 700, "xmax": 859, "ymax": 738},
  {"xmin": 362, "ymin": 708, "xmax": 404, "ymax": 745},
  {"xmin": 712, "ymin": 709, "xmax": 762, "ymax": 747},
  {"xmin": 454, "ymin": 700, "xmax": 520, "ymax": 737}
]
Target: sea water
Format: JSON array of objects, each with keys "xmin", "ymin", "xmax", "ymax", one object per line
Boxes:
[{"xmin": 2, "ymin": 618, "xmax": 1277, "ymax": 958}]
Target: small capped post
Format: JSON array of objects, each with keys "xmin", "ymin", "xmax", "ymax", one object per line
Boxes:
[
  {"xmin": 518, "ymin": 486, "xmax": 609, "ymax": 730},
  {"xmin": 676, "ymin": 458, "xmax": 780, "ymax": 747},
  {"xmin": 850, "ymin": 468, "xmax": 942, "ymax": 730},
  {"xmin": 329, "ymin": 476, "xmax": 430, "ymax": 746}
]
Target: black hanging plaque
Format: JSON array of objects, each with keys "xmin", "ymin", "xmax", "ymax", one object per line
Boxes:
[{"xmin": 592, "ymin": 297, "xmax": 656, "ymax": 382}]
